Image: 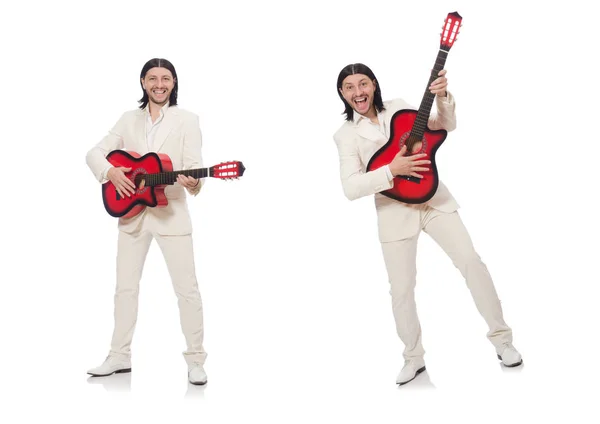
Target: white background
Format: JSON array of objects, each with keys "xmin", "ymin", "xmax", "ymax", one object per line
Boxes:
[{"xmin": 2, "ymin": 0, "xmax": 598, "ymax": 422}]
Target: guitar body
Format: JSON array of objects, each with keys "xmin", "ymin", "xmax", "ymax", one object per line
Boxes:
[
  {"xmin": 366, "ymin": 109, "xmax": 447, "ymax": 204},
  {"xmin": 102, "ymin": 150, "xmax": 173, "ymax": 218}
]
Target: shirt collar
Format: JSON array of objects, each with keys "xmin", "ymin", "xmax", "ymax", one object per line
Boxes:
[
  {"xmin": 144, "ymin": 102, "xmax": 170, "ymax": 119},
  {"xmin": 353, "ymin": 108, "xmax": 381, "ymax": 127}
]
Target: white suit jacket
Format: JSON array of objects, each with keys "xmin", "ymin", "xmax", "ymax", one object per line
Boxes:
[
  {"xmin": 86, "ymin": 105, "xmax": 204, "ymax": 235},
  {"xmin": 333, "ymin": 94, "xmax": 460, "ymax": 242}
]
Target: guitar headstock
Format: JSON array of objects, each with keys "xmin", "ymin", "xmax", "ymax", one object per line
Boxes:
[
  {"xmin": 210, "ymin": 161, "xmax": 246, "ymax": 179},
  {"xmin": 440, "ymin": 11, "xmax": 462, "ymax": 50}
]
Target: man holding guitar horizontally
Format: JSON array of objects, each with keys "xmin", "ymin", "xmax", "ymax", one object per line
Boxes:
[
  {"xmin": 333, "ymin": 60, "xmax": 523, "ymax": 385},
  {"xmin": 86, "ymin": 58, "xmax": 208, "ymax": 385}
]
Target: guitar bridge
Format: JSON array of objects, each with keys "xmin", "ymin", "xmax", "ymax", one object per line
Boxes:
[{"xmin": 398, "ymin": 175, "xmax": 421, "ymax": 184}]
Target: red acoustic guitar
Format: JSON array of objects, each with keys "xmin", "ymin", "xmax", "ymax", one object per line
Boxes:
[
  {"xmin": 366, "ymin": 11, "xmax": 462, "ymax": 204},
  {"xmin": 102, "ymin": 150, "xmax": 245, "ymax": 218}
]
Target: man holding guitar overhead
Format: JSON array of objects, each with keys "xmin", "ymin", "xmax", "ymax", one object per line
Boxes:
[
  {"xmin": 86, "ymin": 58, "xmax": 208, "ymax": 385},
  {"xmin": 333, "ymin": 12, "xmax": 521, "ymax": 387}
]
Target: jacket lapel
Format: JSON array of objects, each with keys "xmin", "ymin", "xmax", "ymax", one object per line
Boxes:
[
  {"xmin": 354, "ymin": 117, "xmax": 389, "ymax": 166},
  {"xmin": 355, "ymin": 119, "xmax": 386, "ymax": 143}
]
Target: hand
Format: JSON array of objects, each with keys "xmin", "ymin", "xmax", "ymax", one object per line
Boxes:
[
  {"xmin": 429, "ymin": 69, "xmax": 448, "ymax": 97},
  {"xmin": 107, "ymin": 166, "xmax": 136, "ymax": 198},
  {"xmin": 388, "ymin": 145, "xmax": 431, "ymax": 178},
  {"xmin": 177, "ymin": 174, "xmax": 199, "ymax": 189}
]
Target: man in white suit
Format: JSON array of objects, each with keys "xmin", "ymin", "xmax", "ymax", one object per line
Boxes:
[
  {"xmin": 86, "ymin": 58, "xmax": 207, "ymax": 385},
  {"xmin": 333, "ymin": 63, "xmax": 522, "ymax": 386}
]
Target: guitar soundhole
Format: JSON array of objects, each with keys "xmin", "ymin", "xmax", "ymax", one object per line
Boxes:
[
  {"xmin": 398, "ymin": 132, "xmax": 427, "ymax": 154},
  {"xmin": 130, "ymin": 167, "xmax": 149, "ymax": 194}
]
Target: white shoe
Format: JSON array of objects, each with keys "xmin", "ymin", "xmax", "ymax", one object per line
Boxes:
[
  {"xmin": 188, "ymin": 362, "xmax": 207, "ymax": 385},
  {"xmin": 396, "ymin": 359, "xmax": 426, "ymax": 385},
  {"xmin": 497, "ymin": 343, "xmax": 523, "ymax": 367},
  {"xmin": 87, "ymin": 356, "xmax": 132, "ymax": 377}
]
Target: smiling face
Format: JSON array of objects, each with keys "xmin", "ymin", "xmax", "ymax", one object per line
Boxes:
[
  {"xmin": 141, "ymin": 67, "xmax": 175, "ymax": 107},
  {"xmin": 339, "ymin": 73, "xmax": 377, "ymax": 119}
]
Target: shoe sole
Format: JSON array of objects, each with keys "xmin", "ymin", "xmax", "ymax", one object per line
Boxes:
[
  {"xmin": 397, "ymin": 366, "xmax": 426, "ymax": 386},
  {"xmin": 497, "ymin": 354, "xmax": 523, "ymax": 367},
  {"xmin": 87, "ymin": 368, "xmax": 132, "ymax": 377},
  {"xmin": 189, "ymin": 380, "xmax": 208, "ymax": 386}
]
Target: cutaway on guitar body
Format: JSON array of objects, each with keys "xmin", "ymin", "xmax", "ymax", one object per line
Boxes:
[
  {"xmin": 367, "ymin": 109, "xmax": 447, "ymax": 203},
  {"xmin": 102, "ymin": 150, "xmax": 172, "ymax": 218}
]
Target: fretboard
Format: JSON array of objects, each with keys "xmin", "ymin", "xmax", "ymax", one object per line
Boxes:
[
  {"xmin": 411, "ymin": 48, "xmax": 449, "ymax": 139},
  {"xmin": 137, "ymin": 168, "xmax": 209, "ymax": 187}
]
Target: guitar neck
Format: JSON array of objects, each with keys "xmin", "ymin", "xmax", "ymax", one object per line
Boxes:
[
  {"xmin": 411, "ymin": 49, "xmax": 449, "ymax": 139},
  {"xmin": 140, "ymin": 168, "xmax": 210, "ymax": 186}
]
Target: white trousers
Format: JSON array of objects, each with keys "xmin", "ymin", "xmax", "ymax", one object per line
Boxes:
[
  {"xmin": 108, "ymin": 230, "xmax": 206, "ymax": 365},
  {"xmin": 380, "ymin": 207, "xmax": 512, "ymax": 360}
]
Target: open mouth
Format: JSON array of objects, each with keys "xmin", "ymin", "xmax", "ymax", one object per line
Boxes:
[{"xmin": 354, "ymin": 96, "xmax": 367, "ymax": 107}]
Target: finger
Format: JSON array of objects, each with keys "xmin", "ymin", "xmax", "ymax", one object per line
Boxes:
[
  {"xmin": 430, "ymin": 82, "xmax": 447, "ymax": 92},
  {"xmin": 438, "ymin": 69, "xmax": 447, "ymax": 77},
  {"xmin": 399, "ymin": 145, "xmax": 407, "ymax": 155},
  {"xmin": 119, "ymin": 179, "xmax": 134, "ymax": 195},
  {"xmin": 122, "ymin": 183, "xmax": 133, "ymax": 197},
  {"xmin": 412, "ymin": 159, "xmax": 431, "ymax": 165},
  {"xmin": 178, "ymin": 176, "xmax": 191, "ymax": 188},
  {"xmin": 117, "ymin": 185, "xmax": 129, "ymax": 197},
  {"xmin": 412, "ymin": 167, "xmax": 429, "ymax": 172},
  {"xmin": 410, "ymin": 172, "xmax": 424, "ymax": 179},
  {"xmin": 123, "ymin": 178, "xmax": 136, "ymax": 191}
]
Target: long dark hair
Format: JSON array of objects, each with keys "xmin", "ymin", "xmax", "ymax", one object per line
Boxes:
[
  {"xmin": 336, "ymin": 63, "xmax": 384, "ymax": 121},
  {"xmin": 138, "ymin": 58, "xmax": 178, "ymax": 109}
]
